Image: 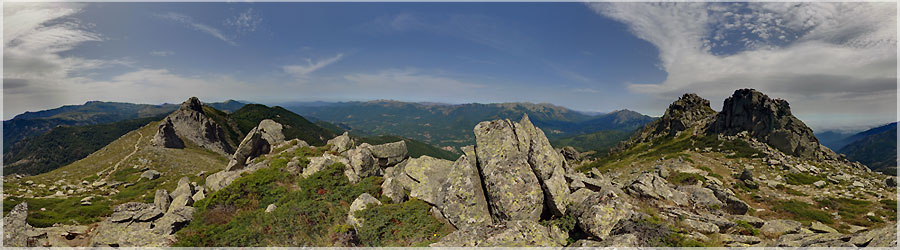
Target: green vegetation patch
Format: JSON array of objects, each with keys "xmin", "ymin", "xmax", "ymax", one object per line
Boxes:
[
  {"xmin": 817, "ymin": 197, "xmax": 895, "ymax": 227},
  {"xmin": 582, "ymin": 133, "xmax": 761, "ymax": 173},
  {"xmin": 773, "ymin": 200, "xmax": 833, "ymax": 224},
  {"xmin": 667, "ymin": 172, "xmax": 706, "ymax": 186},
  {"xmin": 784, "ymin": 173, "xmax": 825, "ymax": 185},
  {"xmin": 2, "ymin": 196, "xmax": 112, "ymax": 227},
  {"xmin": 176, "ymin": 145, "xmax": 443, "ymax": 247},
  {"xmin": 355, "ymin": 199, "xmax": 452, "ymax": 246}
]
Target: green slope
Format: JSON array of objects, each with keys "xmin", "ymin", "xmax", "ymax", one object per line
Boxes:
[
  {"xmin": 3, "ymin": 115, "xmax": 165, "ymax": 176},
  {"xmin": 839, "ymin": 122, "xmax": 897, "ymax": 175},
  {"xmin": 230, "ymin": 104, "xmax": 337, "ymax": 146},
  {"xmin": 550, "ymin": 130, "xmax": 634, "ymax": 156}
]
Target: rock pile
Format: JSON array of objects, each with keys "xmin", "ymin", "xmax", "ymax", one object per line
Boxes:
[{"xmin": 90, "ymin": 177, "xmax": 202, "ymax": 247}]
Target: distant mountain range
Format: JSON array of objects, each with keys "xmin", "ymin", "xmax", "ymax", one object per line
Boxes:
[
  {"xmin": 285, "ymin": 101, "xmax": 656, "ymax": 149},
  {"xmin": 837, "ymin": 122, "xmax": 897, "ymax": 175},
  {"xmin": 3, "ymin": 100, "xmax": 246, "ymax": 149}
]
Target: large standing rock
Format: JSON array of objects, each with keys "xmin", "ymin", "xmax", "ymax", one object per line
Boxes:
[
  {"xmin": 3, "ymin": 202, "xmax": 34, "ymax": 247},
  {"xmin": 402, "ymin": 156, "xmax": 453, "ymax": 205},
  {"xmin": 166, "ymin": 97, "xmax": 233, "ymax": 156},
  {"xmin": 568, "ymin": 188, "xmax": 632, "ymax": 239},
  {"xmin": 430, "ymin": 220, "xmax": 566, "ymax": 247},
  {"xmin": 225, "ymin": 119, "xmax": 285, "ymax": 171},
  {"xmin": 150, "ymin": 117, "xmax": 184, "ymax": 149},
  {"xmin": 345, "ymin": 144, "xmax": 377, "ymax": 184},
  {"xmin": 437, "ymin": 146, "xmax": 492, "ymax": 229},
  {"xmin": 347, "ymin": 193, "xmax": 382, "ymax": 228},
  {"xmin": 153, "ymin": 189, "xmax": 171, "ymax": 212},
  {"xmin": 514, "ymin": 114, "xmax": 570, "ymax": 216},
  {"xmin": 369, "ymin": 140, "xmax": 408, "ymax": 167},
  {"xmin": 474, "ymin": 119, "xmax": 544, "ymax": 222},
  {"xmin": 709, "ymin": 89, "xmax": 833, "ymax": 159}
]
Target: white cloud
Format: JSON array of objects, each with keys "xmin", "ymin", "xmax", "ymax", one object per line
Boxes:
[
  {"xmin": 225, "ymin": 8, "xmax": 262, "ymax": 34},
  {"xmin": 150, "ymin": 50, "xmax": 174, "ymax": 56},
  {"xmin": 157, "ymin": 12, "xmax": 236, "ymax": 46},
  {"xmin": 282, "ymin": 53, "xmax": 344, "ymax": 78},
  {"xmin": 589, "ymin": 2, "xmax": 896, "ymax": 129}
]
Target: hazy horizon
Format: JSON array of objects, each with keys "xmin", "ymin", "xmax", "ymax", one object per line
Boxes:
[{"xmin": 4, "ymin": 2, "xmax": 897, "ymax": 132}]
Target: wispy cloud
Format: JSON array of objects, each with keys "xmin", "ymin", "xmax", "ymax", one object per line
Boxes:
[
  {"xmin": 343, "ymin": 68, "xmax": 485, "ymax": 96},
  {"xmin": 225, "ymin": 8, "xmax": 262, "ymax": 34},
  {"xmin": 150, "ymin": 50, "xmax": 174, "ymax": 56},
  {"xmin": 156, "ymin": 12, "xmax": 236, "ymax": 46},
  {"xmin": 589, "ymin": 2, "xmax": 896, "ymax": 128},
  {"xmin": 282, "ymin": 53, "xmax": 344, "ymax": 78}
]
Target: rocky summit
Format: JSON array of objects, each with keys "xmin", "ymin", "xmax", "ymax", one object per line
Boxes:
[
  {"xmin": 165, "ymin": 97, "xmax": 233, "ymax": 156},
  {"xmin": 2, "ymin": 89, "xmax": 895, "ymax": 247}
]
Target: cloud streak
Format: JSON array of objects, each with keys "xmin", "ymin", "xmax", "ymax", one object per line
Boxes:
[
  {"xmin": 282, "ymin": 53, "xmax": 345, "ymax": 78},
  {"xmin": 157, "ymin": 12, "xmax": 237, "ymax": 46},
  {"xmin": 589, "ymin": 2, "xmax": 896, "ymax": 129}
]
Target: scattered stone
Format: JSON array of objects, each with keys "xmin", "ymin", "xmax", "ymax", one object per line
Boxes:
[
  {"xmin": 154, "ymin": 189, "xmax": 171, "ymax": 211},
  {"xmin": 430, "ymin": 220, "xmax": 566, "ymax": 247},
  {"xmin": 627, "ymin": 172, "xmax": 689, "ymax": 206},
  {"xmin": 265, "ymin": 204, "xmax": 277, "ymax": 213},
  {"xmin": 369, "ymin": 140, "xmax": 409, "ymax": 167},
  {"xmin": 140, "ymin": 170, "xmax": 161, "ymax": 180},
  {"xmin": 436, "ymin": 146, "xmax": 492, "ymax": 229},
  {"xmin": 810, "ymin": 221, "xmax": 838, "ymax": 233},
  {"xmin": 761, "ymin": 219, "xmax": 802, "ymax": 235},
  {"xmin": 813, "ymin": 180, "xmax": 827, "ymax": 188},
  {"xmin": 568, "ymin": 189, "xmax": 631, "ymax": 239}
]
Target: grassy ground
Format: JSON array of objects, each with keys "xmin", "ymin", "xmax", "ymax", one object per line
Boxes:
[
  {"xmin": 4, "ymin": 121, "xmax": 228, "ymax": 226},
  {"xmin": 175, "ymin": 145, "xmax": 452, "ymax": 247}
]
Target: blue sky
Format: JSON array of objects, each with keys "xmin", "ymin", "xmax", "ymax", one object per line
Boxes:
[{"xmin": 3, "ymin": 2, "xmax": 897, "ymax": 131}]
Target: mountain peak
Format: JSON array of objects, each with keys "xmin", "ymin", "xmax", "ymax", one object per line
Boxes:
[
  {"xmin": 709, "ymin": 88, "xmax": 831, "ymax": 159},
  {"xmin": 181, "ymin": 97, "xmax": 203, "ymax": 112}
]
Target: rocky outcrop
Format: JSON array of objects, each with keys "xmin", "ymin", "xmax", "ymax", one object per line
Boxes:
[
  {"xmin": 626, "ymin": 172, "xmax": 689, "ymax": 206},
  {"xmin": 514, "ymin": 115, "xmax": 570, "ymax": 216},
  {"xmin": 474, "ymin": 118, "xmax": 544, "ymax": 221},
  {"xmin": 430, "ymin": 220, "xmax": 567, "ymax": 247},
  {"xmin": 150, "ymin": 117, "xmax": 184, "ymax": 148},
  {"xmin": 225, "ymin": 119, "xmax": 284, "ymax": 171},
  {"xmin": 399, "ymin": 156, "xmax": 453, "ymax": 205},
  {"xmin": 344, "ymin": 144, "xmax": 378, "ymax": 184},
  {"xmin": 90, "ymin": 183, "xmax": 201, "ymax": 247},
  {"xmin": 436, "ymin": 146, "xmax": 492, "ymax": 229},
  {"xmin": 615, "ymin": 93, "xmax": 716, "ymax": 152},
  {"xmin": 3, "ymin": 202, "xmax": 35, "ymax": 247},
  {"xmin": 327, "ymin": 132, "xmax": 353, "ymax": 153},
  {"xmin": 709, "ymin": 89, "xmax": 833, "ymax": 160},
  {"xmin": 369, "ymin": 141, "xmax": 408, "ymax": 167},
  {"xmin": 166, "ymin": 97, "xmax": 233, "ymax": 155},
  {"xmin": 568, "ymin": 188, "xmax": 632, "ymax": 239}
]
